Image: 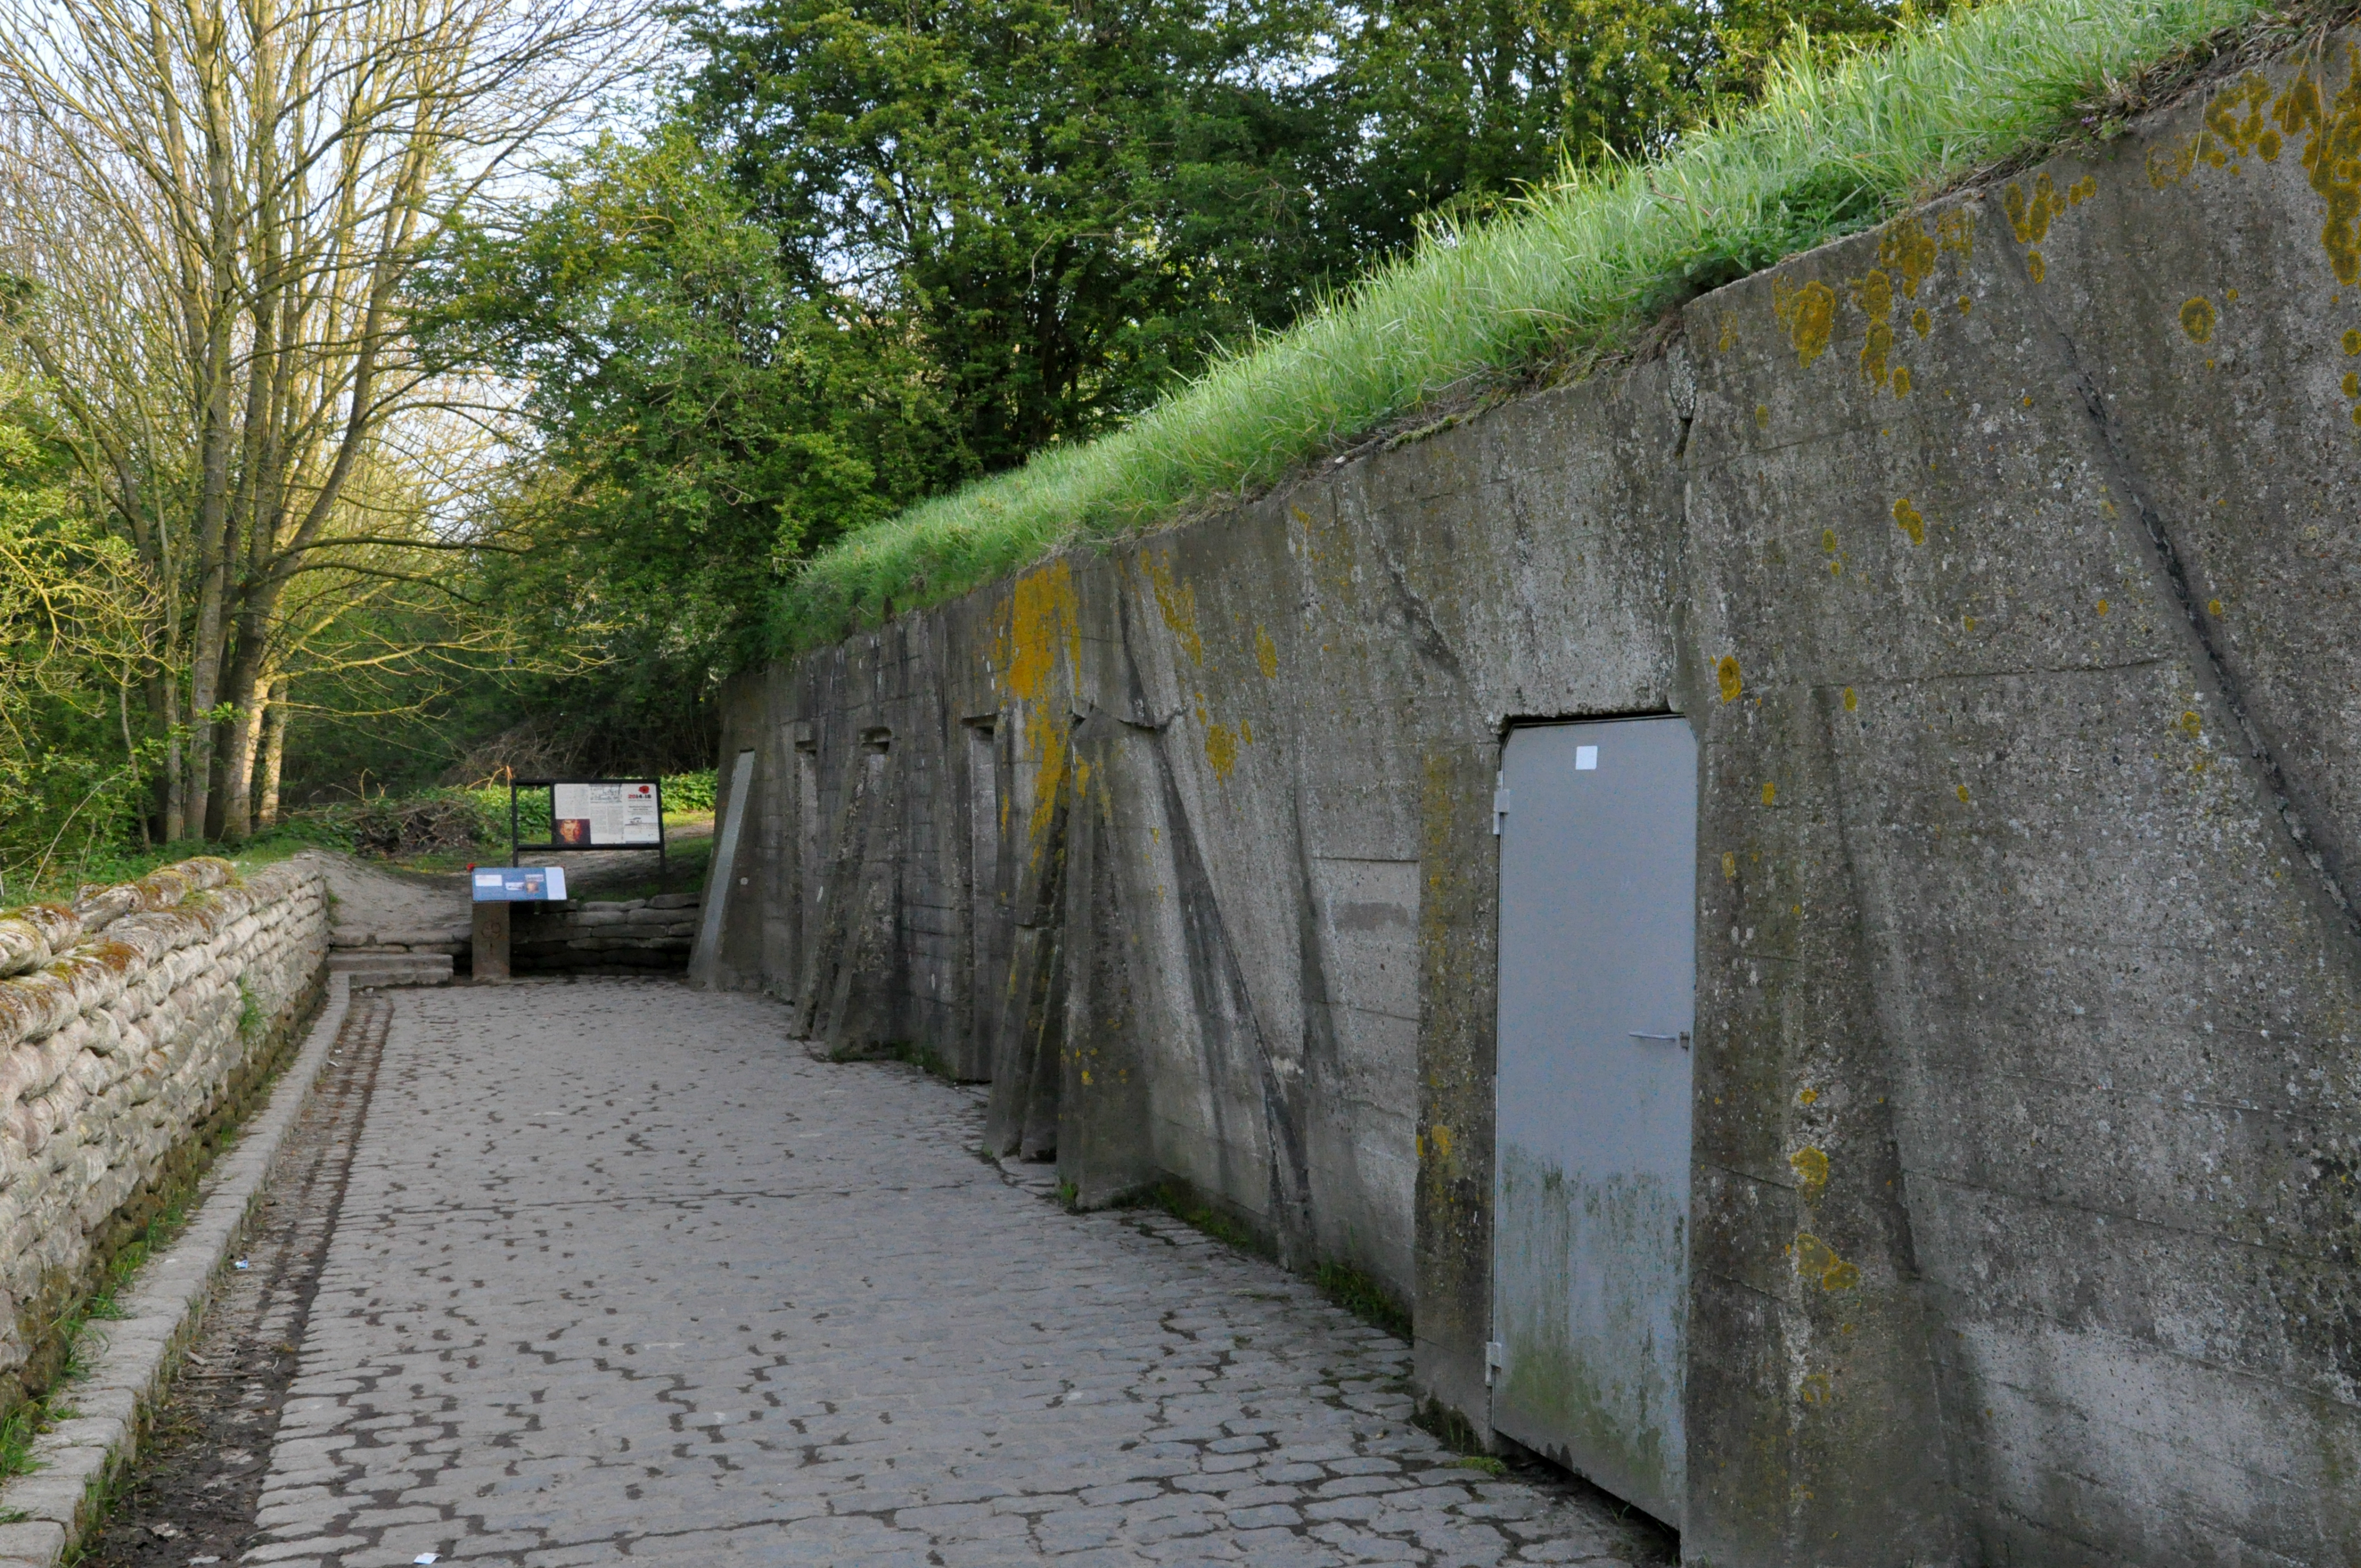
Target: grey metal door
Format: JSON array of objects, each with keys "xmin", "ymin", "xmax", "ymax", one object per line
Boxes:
[{"xmin": 1492, "ymin": 716, "xmax": 1696, "ymax": 1527}]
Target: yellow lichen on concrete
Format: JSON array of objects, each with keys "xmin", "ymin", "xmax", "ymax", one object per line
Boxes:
[
  {"xmin": 2207, "ymin": 73, "xmax": 2287, "ymax": 164},
  {"xmin": 1717, "ymin": 656, "xmax": 1744, "ymax": 702},
  {"xmin": 1205, "ymin": 722, "xmax": 1239, "ymax": 779},
  {"xmin": 1144, "ymin": 555, "xmax": 1205, "ymax": 666},
  {"xmin": 1793, "ymin": 1232, "xmax": 1860, "ymax": 1291},
  {"xmin": 1853, "ymin": 269, "xmax": 1894, "ymax": 322},
  {"xmin": 2181, "ymin": 296, "xmax": 2217, "ymax": 342},
  {"xmin": 1878, "ymin": 218, "xmax": 1939, "ymax": 299},
  {"xmin": 2151, "ymin": 53, "xmax": 2361, "ymax": 284},
  {"xmin": 1026, "ymin": 740, "xmax": 1068, "ymax": 865},
  {"xmin": 1790, "ymin": 1146, "xmax": 1831, "ymax": 1204},
  {"xmin": 1254, "ymin": 626, "xmax": 1278, "ymax": 679},
  {"xmin": 1003, "ymin": 559, "xmax": 1081, "ymax": 704},
  {"xmin": 1893, "ymin": 497, "xmax": 1927, "ymax": 545},
  {"xmin": 1860, "ymin": 320, "xmax": 1894, "ymax": 388},
  {"xmin": 1774, "ymin": 277, "xmax": 1837, "ymax": 367},
  {"xmin": 2004, "ymin": 172, "xmax": 2063, "ymax": 245},
  {"xmin": 2284, "ymin": 46, "xmax": 2361, "ymax": 284},
  {"xmin": 1937, "ymin": 207, "xmax": 1974, "ymax": 258},
  {"xmin": 1855, "ymin": 267, "xmax": 1896, "ymax": 388}
]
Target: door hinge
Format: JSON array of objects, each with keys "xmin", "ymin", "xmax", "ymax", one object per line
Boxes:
[
  {"xmin": 1484, "ymin": 1340, "xmax": 1505, "ymax": 1386},
  {"xmin": 1491, "ymin": 777, "xmax": 1510, "ymax": 836}
]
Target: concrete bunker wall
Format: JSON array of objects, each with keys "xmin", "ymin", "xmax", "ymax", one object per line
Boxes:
[{"xmin": 711, "ymin": 34, "xmax": 2361, "ymax": 1566}]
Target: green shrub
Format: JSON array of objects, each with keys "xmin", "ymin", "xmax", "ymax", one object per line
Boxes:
[{"xmin": 661, "ymin": 770, "xmax": 718, "ymax": 814}]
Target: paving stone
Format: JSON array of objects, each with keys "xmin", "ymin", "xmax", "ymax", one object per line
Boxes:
[{"xmin": 241, "ymin": 981, "xmax": 1662, "ymax": 1565}]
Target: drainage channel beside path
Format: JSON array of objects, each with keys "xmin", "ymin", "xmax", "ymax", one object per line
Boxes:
[
  {"xmin": 104, "ymin": 979, "xmax": 1668, "ymax": 1567},
  {"xmin": 79, "ymin": 993, "xmax": 394, "ymax": 1568}
]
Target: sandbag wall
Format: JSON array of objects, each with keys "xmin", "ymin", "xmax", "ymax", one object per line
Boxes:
[
  {"xmin": 511, "ymin": 893, "xmax": 701, "ymax": 973},
  {"xmin": 0, "ymin": 856, "xmax": 327, "ymax": 1406}
]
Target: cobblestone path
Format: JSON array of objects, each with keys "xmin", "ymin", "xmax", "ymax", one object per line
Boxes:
[{"xmin": 243, "ymin": 980, "xmax": 1663, "ymax": 1567}]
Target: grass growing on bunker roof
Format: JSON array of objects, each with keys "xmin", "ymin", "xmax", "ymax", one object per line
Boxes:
[{"xmin": 777, "ymin": 0, "xmax": 2286, "ymax": 645}]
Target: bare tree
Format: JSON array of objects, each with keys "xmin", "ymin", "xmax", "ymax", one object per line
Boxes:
[{"xmin": 0, "ymin": 0, "xmax": 645, "ymax": 839}]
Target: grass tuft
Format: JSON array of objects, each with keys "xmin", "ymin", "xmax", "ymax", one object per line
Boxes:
[
  {"xmin": 828, "ymin": 1038, "xmax": 957, "ymax": 1081},
  {"xmin": 1414, "ymin": 1397, "xmax": 1490, "ymax": 1456},
  {"xmin": 1313, "ymin": 1260, "xmax": 1414, "ymax": 1342},
  {"xmin": 777, "ymin": 0, "xmax": 2281, "ymax": 646},
  {"xmin": 0, "ymin": 1405, "xmax": 37, "ymax": 1481},
  {"xmin": 1125, "ymin": 1179, "xmax": 1277, "ymax": 1259}
]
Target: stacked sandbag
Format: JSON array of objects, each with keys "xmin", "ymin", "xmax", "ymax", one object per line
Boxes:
[{"xmin": 0, "ymin": 856, "xmax": 326, "ymax": 1394}]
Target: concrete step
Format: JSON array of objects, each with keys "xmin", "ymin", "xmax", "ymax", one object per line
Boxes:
[
  {"xmin": 328, "ymin": 951, "xmax": 454, "ymax": 987},
  {"xmin": 331, "ymin": 928, "xmax": 468, "ymax": 954}
]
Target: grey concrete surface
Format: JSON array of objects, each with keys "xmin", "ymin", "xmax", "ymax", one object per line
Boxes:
[
  {"xmin": 711, "ymin": 30, "xmax": 2361, "ymax": 1563},
  {"xmin": 242, "ymin": 980, "xmax": 1660, "ymax": 1567}
]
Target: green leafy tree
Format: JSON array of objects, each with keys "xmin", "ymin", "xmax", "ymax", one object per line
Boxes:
[
  {"xmin": 681, "ymin": 0, "xmax": 1357, "ymax": 465},
  {"xmin": 423, "ymin": 132, "xmax": 961, "ymax": 747},
  {"xmin": 428, "ymin": 0, "xmax": 1944, "ymax": 771},
  {"xmin": 0, "ymin": 381, "xmax": 156, "ymax": 891}
]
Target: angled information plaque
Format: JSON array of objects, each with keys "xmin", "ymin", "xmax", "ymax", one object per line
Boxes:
[{"xmin": 472, "ymin": 866, "xmax": 568, "ymax": 902}]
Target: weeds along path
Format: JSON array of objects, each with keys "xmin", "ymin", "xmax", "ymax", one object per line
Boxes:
[{"xmin": 77, "ymin": 991, "xmax": 393, "ymax": 1568}]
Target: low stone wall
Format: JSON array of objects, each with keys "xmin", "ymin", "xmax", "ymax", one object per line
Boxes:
[
  {"xmin": 511, "ymin": 894, "xmax": 699, "ymax": 974},
  {"xmin": 0, "ymin": 856, "xmax": 327, "ymax": 1407}
]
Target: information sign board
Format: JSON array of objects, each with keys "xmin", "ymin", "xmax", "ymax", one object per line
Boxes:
[
  {"xmin": 506, "ymin": 777, "xmax": 670, "ymax": 875},
  {"xmin": 473, "ymin": 866, "xmax": 568, "ymax": 902},
  {"xmin": 552, "ymin": 780, "xmax": 662, "ymax": 846}
]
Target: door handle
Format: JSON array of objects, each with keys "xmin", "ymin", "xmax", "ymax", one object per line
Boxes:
[{"xmin": 1628, "ymin": 1032, "xmax": 1692, "ymax": 1050}]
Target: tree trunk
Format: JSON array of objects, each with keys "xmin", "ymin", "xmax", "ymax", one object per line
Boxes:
[
  {"xmin": 183, "ymin": 13, "xmax": 241, "ymax": 846},
  {"xmin": 217, "ymin": 682, "xmax": 267, "ymax": 843},
  {"xmin": 144, "ymin": 673, "xmax": 183, "ymax": 842},
  {"xmin": 256, "ymin": 685, "xmax": 287, "ymax": 830},
  {"xmin": 214, "ymin": 606, "xmax": 272, "ymax": 841}
]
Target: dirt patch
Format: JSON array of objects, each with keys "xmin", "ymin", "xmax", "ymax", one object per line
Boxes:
[{"xmin": 76, "ymin": 992, "xmax": 390, "ymax": 1568}]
